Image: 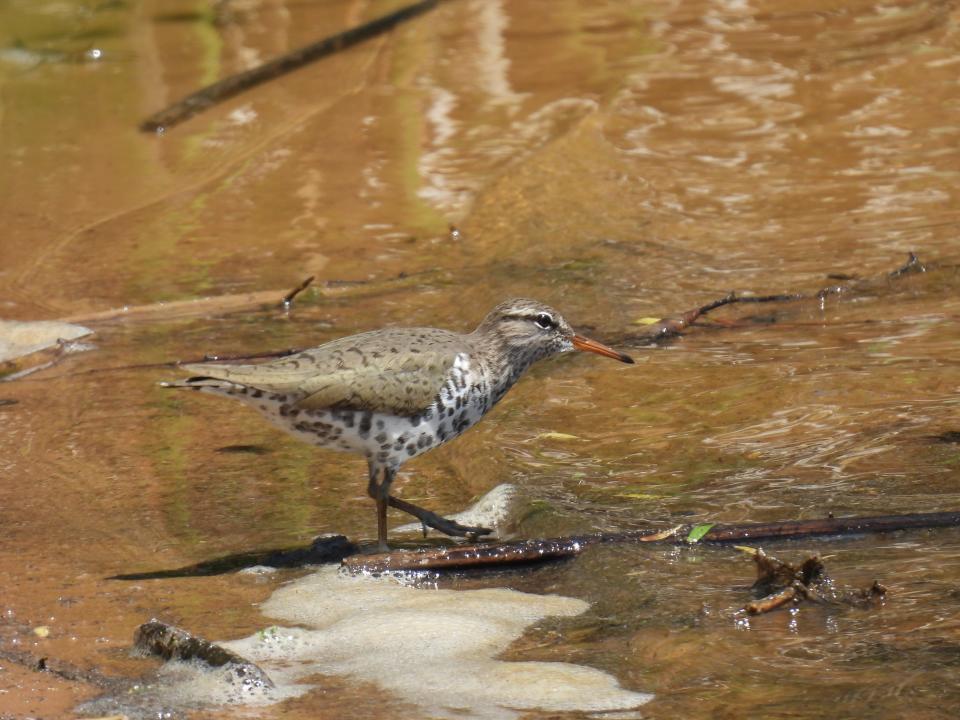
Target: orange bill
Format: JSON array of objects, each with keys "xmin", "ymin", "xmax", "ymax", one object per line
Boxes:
[{"xmin": 572, "ymin": 335, "xmax": 635, "ymax": 364}]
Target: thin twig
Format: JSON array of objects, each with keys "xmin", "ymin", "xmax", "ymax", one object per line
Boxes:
[
  {"xmin": 632, "ymin": 252, "xmax": 930, "ymax": 344},
  {"xmin": 281, "ymin": 275, "xmax": 315, "ymax": 310}
]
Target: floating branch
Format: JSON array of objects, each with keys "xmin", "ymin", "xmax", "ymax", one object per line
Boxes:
[{"xmin": 342, "ymin": 509, "xmax": 960, "ymax": 573}]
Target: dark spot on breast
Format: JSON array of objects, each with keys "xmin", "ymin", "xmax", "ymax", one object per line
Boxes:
[
  {"xmin": 251, "ymin": 389, "xmax": 263, "ymax": 398},
  {"xmin": 406, "ymin": 444, "xmax": 417, "ymax": 456},
  {"xmin": 358, "ymin": 412, "xmax": 372, "ymax": 438},
  {"xmin": 375, "ymin": 432, "xmax": 388, "ymax": 444}
]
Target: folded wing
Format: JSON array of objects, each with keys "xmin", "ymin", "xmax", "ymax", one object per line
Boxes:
[{"xmin": 180, "ymin": 328, "xmax": 462, "ymax": 416}]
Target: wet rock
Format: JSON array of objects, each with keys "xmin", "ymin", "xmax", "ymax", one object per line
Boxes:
[
  {"xmin": 79, "ymin": 620, "xmax": 279, "ymax": 719},
  {"xmin": 133, "ymin": 620, "xmax": 273, "ymax": 687}
]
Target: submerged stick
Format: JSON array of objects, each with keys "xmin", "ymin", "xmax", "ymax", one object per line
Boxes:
[
  {"xmin": 58, "ymin": 270, "xmax": 429, "ymax": 326},
  {"xmin": 141, "ymin": 0, "xmax": 441, "ymax": 132},
  {"xmin": 343, "ymin": 510, "xmax": 960, "ymax": 573},
  {"xmin": 633, "ymin": 252, "xmax": 929, "ymax": 344}
]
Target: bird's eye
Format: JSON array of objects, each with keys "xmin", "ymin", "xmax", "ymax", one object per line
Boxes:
[{"xmin": 534, "ymin": 313, "xmax": 554, "ymax": 330}]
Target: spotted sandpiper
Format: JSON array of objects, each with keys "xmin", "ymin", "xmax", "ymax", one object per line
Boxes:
[{"xmin": 164, "ymin": 299, "xmax": 633, "ymax": 550}]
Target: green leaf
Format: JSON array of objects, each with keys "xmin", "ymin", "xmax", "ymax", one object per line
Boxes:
[{"xmin": 686, "ymin": 523, "xmax": 715, "ymax": 543}]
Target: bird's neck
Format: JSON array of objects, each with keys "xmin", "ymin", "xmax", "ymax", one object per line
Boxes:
[{"xmin": 473, "ymin": 335, "xmax": 543, "ymax": 402}]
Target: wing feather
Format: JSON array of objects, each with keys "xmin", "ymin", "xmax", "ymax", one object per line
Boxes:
[{"xmin": 180, "ymin": 328, "xmax": 464, "ymax": 415}]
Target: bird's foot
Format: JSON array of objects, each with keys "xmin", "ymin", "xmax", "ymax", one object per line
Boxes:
[
  {"xmin": 388, "ymin": 496, "xmax": 493, "ymax": 541},
  {"xmin": 428, "ymin": 514, "xmax": 493, "ymax": 541}
]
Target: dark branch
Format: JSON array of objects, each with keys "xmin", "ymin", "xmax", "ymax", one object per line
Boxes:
[
  {"xmin": 343, "ymin": 510, "xmax": 960, "ymax": 573},
  {"xmin": 281, "ymin": 275, "xmax": 315, "ymax": 310},
  {"xmin": 141, "ymin": 0, "xmax": 441, "ymax": 132}
]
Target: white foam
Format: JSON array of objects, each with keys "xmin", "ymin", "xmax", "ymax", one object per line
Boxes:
[{"xmin": 216, "ymin": 566, "xmax": 652, "ymax": 719}]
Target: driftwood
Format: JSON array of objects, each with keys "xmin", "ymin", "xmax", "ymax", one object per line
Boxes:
[
  {"xmin": 342, "ymin": 510, "xmax": 960, "ymax": 573},
  {"xmin": 141, "ymin": 0, "xmax": 442, "ymax": 132},
  {"xmin": 740, "ymin": 548, "xmax": 886, "ymax": 615}
]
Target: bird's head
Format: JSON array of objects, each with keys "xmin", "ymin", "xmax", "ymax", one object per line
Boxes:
[{"xmin": 474, "ymin": 298, "xmax": 634, "ymax": 366}]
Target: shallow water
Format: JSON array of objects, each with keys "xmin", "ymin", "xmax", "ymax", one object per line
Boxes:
[{"xmin": 1, "ymin": 0, "xmax": 960, "ymax": 717}]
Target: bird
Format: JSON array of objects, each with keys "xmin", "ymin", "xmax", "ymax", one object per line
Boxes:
[{"xmin": 163, "ymin": 298, "xmax": 634, "ymax": 551}]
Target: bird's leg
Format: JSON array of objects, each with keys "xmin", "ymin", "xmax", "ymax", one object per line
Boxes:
[
  {"xmin": 367, "ymin": 462, "xmax": 492, "ymax": 544},
  {"xmin": 366, "ymin": 462, "xmax": 392, "ymax": 553},
  {"xmin": 386, "ymin": 495, "xmax": 493, "ymax": 541}
]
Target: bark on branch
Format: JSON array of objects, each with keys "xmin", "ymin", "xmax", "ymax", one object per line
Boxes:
[{"xmin": 343, "ymin": 509, "xmax": 960, "ymax": 573}]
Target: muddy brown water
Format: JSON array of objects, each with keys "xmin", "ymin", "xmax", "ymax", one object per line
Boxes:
[{"xmin": 2, "ymin": 0, "xmax": 960, "ymax": 717}]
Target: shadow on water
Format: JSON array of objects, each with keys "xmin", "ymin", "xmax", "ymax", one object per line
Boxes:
[{"xmin": 107, "ymin": 535, "xmax": 359, "ymax": 580}]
